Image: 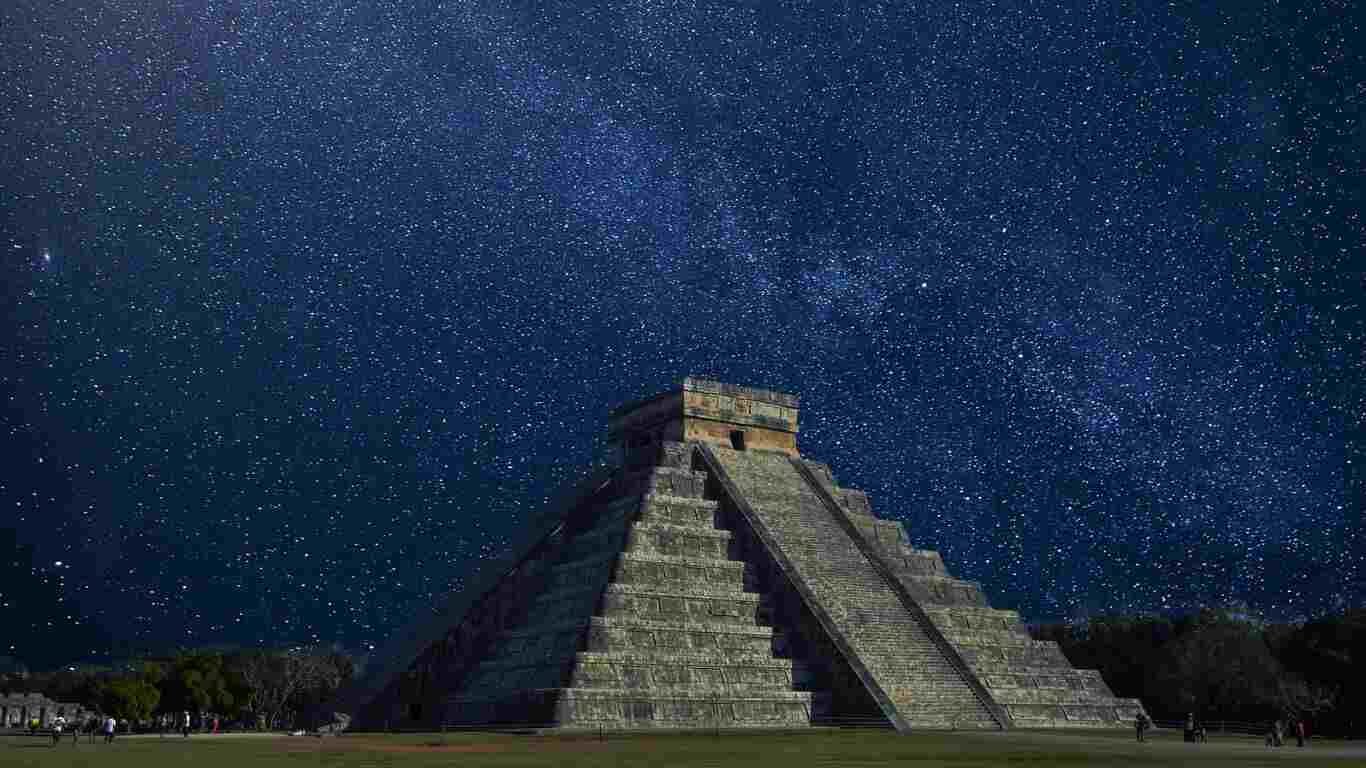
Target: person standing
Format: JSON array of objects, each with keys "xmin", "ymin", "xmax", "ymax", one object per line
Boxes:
[
  {"xmin": 51, "ymin": 715, "xmax": 65, "ymax": 746},
  {"xmin": 182, "ymin": 710, "xmax": 192, "ymax": 738},
  {"xmin": 1296, "ymin": 719, "xmax": 1306, "ymax": 748},
  {"xmin": 103, "ymin": 715, "xmax": 116, "ymax": 744},
  {"xmin": 1134, "ymin": 711, "xmax": 1150, "ymax": 742}
]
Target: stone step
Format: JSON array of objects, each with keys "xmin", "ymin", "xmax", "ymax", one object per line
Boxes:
[
  {"xmin": 461, "ymin": 656, "xmax": 808, "ymax": 697},
  {"xmin": 893, "ymin": 575, "xmax": 988, "ymax": 606},
  {"xmin": 604, "ymin": 580, "xmax": 757, "ymax": 602},
  {"xmin": 558, "ymin": 521, "xmax": 631, "ymax": 562},
  {"xmin": 935, "ymin": 629, "xmax": 1049, "ymax": 649},
  {"xmin": 520, "ymin": 583, "xmax": 606, "ymax": 627},
  {"xmin": 545, "ymin": 552, "xmax": 620, "ymax": 592},
  {"xmin": 479, "ymin": 620, "xmax": 589, "ymax": 665},
  {"xmin": 570, "ymin": 656, "xmax": 803, "ymax": 692},
  {"xmin": 598, "ymin": 584, "xmax": 765, "ymax": 626},
  {"xmin": 958, "ymin": 645, "xmax": 1073, "ymax": 670},
  {"xmin": 444, "ymin": 687, "xmax": 817, "ymax": 728},
  {"xmin": 891, "ymin": 550, "xmax": 950, "ymax": 577},
  {"xmin": 584, "ymin": 616, "xmax": 781, "ymax": 657},
  {"xmin": 549, "ymin": 547, "xmax": 752, "ymax": 589},
  {"xmin": 707, "ymin": 447, "xmax": 1001, "ymax": 729},
  {"xmin": 620, "ymin": 466, "xmax": 710, "ymax": 500},
  {"xmin": 923, "ymin": 605, "xmax": 1025, "ymax": 631},
  {"xmin": 982, "ymin": 686, "xmax": 1137, "ymax": 706},
  {"xmin": 573, "ymin": 650, "xmax": 798, "ymax": 669},
  {"xmin": 552, "ymin": 687, "xmax": 814, "ymax": 728},
  {"xmin": 624, "ymin": 521, "xmax": 735, "ymax": 560},
  {"xmin": 848, "ymin": 516, "xmax": 910, "ymax": 550},
  {"xmin": 1005, "ymin": 702, "xmax": 1142, "ymax": 726},
  {"xmin": 613, "ymin": 551, "xmax": 751, "ymax": 591},
  {"xmin": 979, "ymin": 668, "xmax": 1118, "ymax": 700},
  {"xmin": 584, "ymin": 494, "xmax": 724, "ymax": 536},
  {"xmin": 636, "ymin": 494, "xmax": 721, "ymax": 528}
]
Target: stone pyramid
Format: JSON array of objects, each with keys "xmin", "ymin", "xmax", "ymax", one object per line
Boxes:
[{"xmin": 341, "ymin": 378, "xmax": 1144, "ymax": 731}]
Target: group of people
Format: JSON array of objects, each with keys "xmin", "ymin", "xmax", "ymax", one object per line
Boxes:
[
  {"xmin": 20, "ymin": 712, "xmax": 215, "ymax": 747},
  {"xmin": 1134, "ymin": 711, "xmax": 1310, "ymax": 747},
  {"xmin": 1265, "ymin": 718, "xmax": 1308, "ymax": 748},
  {"xmin": 30, "ymin": 714, "xmax": 120, "ymax": 746},
  {"xmin": 160, "ymin": 711, "xmax": 219, "ymax": 737},
  {"xmin": 1130, "ymin": 711, "xmax": 1206, "ymax": 743}
]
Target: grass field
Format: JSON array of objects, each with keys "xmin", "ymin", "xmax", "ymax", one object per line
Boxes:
[{"xmin": 3, "ymin": 728, "xmax": 1363, "ymax": 767}]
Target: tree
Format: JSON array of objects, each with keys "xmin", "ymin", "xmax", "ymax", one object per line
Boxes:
[
  {"xmin": 101, "ymin": 677, "xmax": 160, "ymax": 723},
  {"xmin": 1273, "ymin": 610, "xmax": 1366, "ymax": 736},
  {"xmin": 228, "ymin": 648, "xmax": 341, "ymax": 730},
  {"xmin": 161, "ymin": 653, "xmax": 235, "ymax": 715},
  {"xmin": 1153, "ymin": 609, "xmax": 1333, "ymax": 723}
]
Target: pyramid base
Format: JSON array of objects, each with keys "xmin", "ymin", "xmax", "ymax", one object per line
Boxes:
[{"xmin": 445, "ymin": 688, "xmax": 815, "ymax": 729}]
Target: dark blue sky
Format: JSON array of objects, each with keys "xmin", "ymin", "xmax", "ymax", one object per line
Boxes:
[{"xmin": 2, "ymin": 1, "xmax": 1362, "ymax": 669}]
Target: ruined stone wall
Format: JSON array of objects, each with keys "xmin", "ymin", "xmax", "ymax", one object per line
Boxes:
[{"xmin": 0, "ymin": 694, "xmax": 86, "ymax": 728}]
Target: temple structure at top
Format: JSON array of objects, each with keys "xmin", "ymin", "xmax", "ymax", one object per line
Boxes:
[
  {"xmin": 608, "ymin": 378, "xmax": 801, "ymax": 460},
  {"xmin": 335, "ymin": 378, "xmax": 1143, "ymax": 731}
]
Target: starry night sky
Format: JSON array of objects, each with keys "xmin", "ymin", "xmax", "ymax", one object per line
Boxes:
[{"xmin": 2, "ymin": 1, "xmax": 1362, "ymax": 669}]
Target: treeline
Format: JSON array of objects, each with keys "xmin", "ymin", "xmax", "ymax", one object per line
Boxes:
[
  {"xmin": 1033, "ymin": 608, "xmax": 1366, "ymax": 736},
  {"xmin": 1, "ymin": 648, "xmax": 353, "ymax": 731}
]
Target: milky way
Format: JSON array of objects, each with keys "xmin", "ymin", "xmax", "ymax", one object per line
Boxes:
[{"xmin": 1, "ymin": 1, "xmax": 1362, "ymax": 666}]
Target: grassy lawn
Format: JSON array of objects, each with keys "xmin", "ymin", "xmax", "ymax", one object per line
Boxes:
[{"xmin": 2, "ymin": 728, "xmax": 1362, "ymax": 767}]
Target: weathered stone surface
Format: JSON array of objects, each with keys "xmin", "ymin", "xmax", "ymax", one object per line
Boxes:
[
  {"xmin": 794, "ymin": 460, "xmax": 1143, "ymax": 729},
  {"xmin": 0, "ymin": 693, "xmax": 87, "ymax": 728},
  {"xmin": 344, "ymin": 379, "xmax": 1143, "ymax": 731},
  {"xmin": 705, "ymin": 445, "xmax": 1001, "ymax": 730}
]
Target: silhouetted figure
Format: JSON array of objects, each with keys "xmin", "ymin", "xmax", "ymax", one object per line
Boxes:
[
  {"xmin": 1295, "ymin": 719, "xmax": 1306, "ymax": 748},
  {"xmin": 1135, "ymin": 711, "xmax": 1150, "ymax": 742}
]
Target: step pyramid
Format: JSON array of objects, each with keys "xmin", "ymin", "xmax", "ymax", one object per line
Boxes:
[{"xmin": 338, "ymin": 378, "xmax": 1145, "ymax": 731}]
